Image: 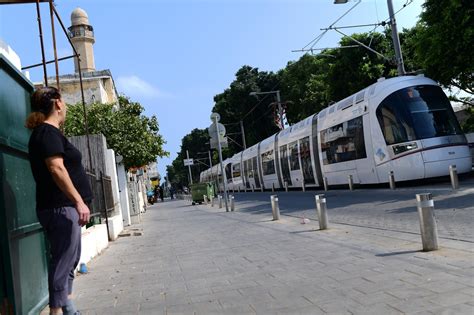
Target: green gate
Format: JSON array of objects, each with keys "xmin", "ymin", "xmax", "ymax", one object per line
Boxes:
[{"xmin": 0, "ymin": 55, "xmax": 49, "ymax": 314}]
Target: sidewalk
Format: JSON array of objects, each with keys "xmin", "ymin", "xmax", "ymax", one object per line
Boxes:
[{"xmin": 71, "ymin": 199, "xmax": 474, "ymax": 315}]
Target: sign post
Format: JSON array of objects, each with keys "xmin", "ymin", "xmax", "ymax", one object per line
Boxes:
[
  {"xmin": 186, "ymin": 150, "xmax": 193, "ymax": 185},
  {"xmin": 210, "ymin": 113, "xmax": 229, "ymax": 212}
]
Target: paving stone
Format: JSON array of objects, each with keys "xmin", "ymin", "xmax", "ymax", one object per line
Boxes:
[{"xmin": 68, "ymin": 198, "xmax": 473, "ymax": 314}]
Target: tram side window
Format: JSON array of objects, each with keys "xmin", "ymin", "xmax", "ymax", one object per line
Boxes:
[
  {"xmin": 320, "ymin": 116, "xmax": 367, "ymax": 165},
  {"xmin": 289, "ymin": 141, "xmax": 300, "ymax": 170},
  {"xmin": 261, "ymin": 150, "xmax": 275, "ymax": 175},
  {"xmin": 299, "ymin": 137, "xmax": 315, "ymax": 184},
  {"xmin": 232, "ymin": 163, "xmax": 241, "ymax": 178}
]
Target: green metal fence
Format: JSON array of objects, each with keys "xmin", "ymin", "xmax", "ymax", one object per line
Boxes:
[{"xmin": 0, "ymin": 55, "xmax": 49, "ymax": 314}]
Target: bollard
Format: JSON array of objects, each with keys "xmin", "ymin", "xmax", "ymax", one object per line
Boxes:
[
  {"xmin": 203, "ymin": 195, "xmax": 208, "ymax": 205},
  {"xmin": 218, "ymin": 195, "xmax": 222, "ymax": 209},
  {"xmin": 211, "ymin": 196, "xmax": 214, "ymax": 207},
  {"xmin": 389, "ymin": 171, "xmax": 396, "ymax": 190},
  {"xmin": 323, "ymin": 177, "xmax": 328, "ymax": 191},
  {"xmin": 285, "ymin": 181, "xmax": 288, "ymax": 192},
  {"xmin": 230, "ymin": 195, "xmax": 235, "ymax": 211},
  {"xmin": 260, "ymin": 185, "xmax": 264, "ymax": 192},
  {"xmin": 348, "ymin": 175, "xmax": 354, "ymax": 191},
  {"xmin": 272, "ymin": 183, "xmax": 275, "ymax": 193},
  {"xmin": 251, "ymin": 184, "xmax": 255, "ymax": 193},
  {"xmin": 302, "ymin": 180, "xmax": 306, "ymax": 192},
  {"xmin": 232, "ymin": 187, "xmax": 235, "ymax": 194},
  {"xmin": 238, "ymin": 186, "xmax": 241, "ymax": 193},
  {"xmin": 315, "ymin": 194, "xmax": 328, "ymax": 230},
  {"xmin": 416, "ymin": 193, "xmax": 439, "ymax": 251},
  {"xmin": 270, "ymin": 195, "xmax": 280, "ymax": 220},
  {"xmin": 449, "ymin": 165, "xmax": 459, "ymax": 190}
]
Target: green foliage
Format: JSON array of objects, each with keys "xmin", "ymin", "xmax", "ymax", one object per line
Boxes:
[
  {"xmin": 462, "ymin": 107, "xmax": 474, "ymax": 132},
  {"xmin": 64, "ymin": 95, "xmax": 168, "ymax": 169},
  {"xmin": 412, "ymin": 0, "xmax": 474, "ymax": 97},
  {"xmin": 212, "ymin": 66, "xmax": 281, "ymax": 155},
  {"xmin": 167, "ymin": 128, "xmax": 211, "ymax": 186}
]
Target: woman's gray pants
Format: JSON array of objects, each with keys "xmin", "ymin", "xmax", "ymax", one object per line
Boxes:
[{"xmin": 38, "ymin": 206, "xmax": 81, "ymax": 308}]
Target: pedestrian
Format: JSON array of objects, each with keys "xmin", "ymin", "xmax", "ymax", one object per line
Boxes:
[
  {"xmin": 159, "ymin": 185, "xmax": 164, "ymax": 202},
  {"xmin": 26, "ymin": 86, "xmax": 92, "ymax": 315}
]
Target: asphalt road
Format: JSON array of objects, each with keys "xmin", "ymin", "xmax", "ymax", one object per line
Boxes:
[{"xmin": 227, "ymin": 173, "xmax": 474, "ymax": 243}]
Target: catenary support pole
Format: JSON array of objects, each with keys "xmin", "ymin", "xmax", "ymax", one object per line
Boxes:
[
  {"xmin": 387, "ymin": 0, "xmax": 406, "ymax": 76},
  {"xmin": 323, "ymin": 177, "xmax": 328, "ymax": 191},
  {"xmin": 389, "ymin": 171, "xmax": 396, "ymax": 190}
]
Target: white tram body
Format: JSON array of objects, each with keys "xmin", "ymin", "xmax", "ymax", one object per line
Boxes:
[{"xmin": 204, "ymin": 75, "xmax": 471, "ymax": 190}]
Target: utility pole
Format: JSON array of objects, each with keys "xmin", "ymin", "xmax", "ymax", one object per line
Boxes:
[
  {"xmin": 208, "ymin": 150, "xmax": 213, "ymax": 182},
  {"xmin": 387, "ymin": 0, "xmax": 405, "ymax": 76},
  {"xmin": 213, "ymin": 115, "xmax": 229, "ymax": 212},
  {"xmin": 240, "ymin": 120, "xmax": 247, "ymax": 149},
  {"xmin": 186, "ymin": 150, "xmax": 193, "ymax": 185}
]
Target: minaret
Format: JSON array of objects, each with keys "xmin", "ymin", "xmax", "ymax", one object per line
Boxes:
[{"xmin": 68, "ymin": 8, "xmax": 95, "ymax": 73}]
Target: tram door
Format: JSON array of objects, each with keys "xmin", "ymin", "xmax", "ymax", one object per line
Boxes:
[
  {"xmin": 252, "ymin": 157, "xmax": 261, "ymax": 188},
  {"xmin": 244, "ymin": 160, "xmax": 250, "ymax": 189},
  {"xmin": 279, "ymin": 145, "xmax": 292, "ymax": 186}
]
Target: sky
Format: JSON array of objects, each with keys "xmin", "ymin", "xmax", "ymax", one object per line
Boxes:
[{"xmin": 0, "ymin": 0, "xmax": 424, "ymax": 177}]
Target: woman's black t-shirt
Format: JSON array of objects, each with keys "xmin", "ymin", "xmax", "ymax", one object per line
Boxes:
[{"xmin": 28, "ymin": 123, "xmax": 93, "ymax": 209}]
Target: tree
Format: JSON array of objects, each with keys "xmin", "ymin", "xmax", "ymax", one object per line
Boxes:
[
  {"xmin": 279, "ymin": 54, "xmax": 331, "ymax": 124},
  {"xmin": 168, "ymin": 128, "xmax": 211, "ymax": 186},
  {"xmin": 212, "ymin": 66, "xmax": 281, "ymax": 155},
  {"xmin": 412, "ymin": 0, "xmax": 473, "ymax": 104},
  {"xmin": 64, "ymin": 95, "xmax": 168, "ymax": 169}
]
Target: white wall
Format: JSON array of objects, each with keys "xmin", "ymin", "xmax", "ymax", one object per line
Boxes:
[{"xmin": 116, "ymin": 161, "xmax": 131, "ymax": 226}]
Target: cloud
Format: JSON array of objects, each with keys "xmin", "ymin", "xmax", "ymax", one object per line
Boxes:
[{"xmin": 116, "ymin": 75, "xmax": 170, "ymax": 99}]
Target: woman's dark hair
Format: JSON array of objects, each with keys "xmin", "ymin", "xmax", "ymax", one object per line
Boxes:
[{"xmin": 25, "ymin": 86, "xmax": 61, "ymax": 129}]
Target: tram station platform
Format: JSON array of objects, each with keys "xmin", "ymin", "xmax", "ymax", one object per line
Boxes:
[{"xmin": 58, "ymin": 180, "xmax": 474, "ymax": 315}]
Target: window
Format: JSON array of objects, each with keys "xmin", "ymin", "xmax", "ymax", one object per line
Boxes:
[
  {"xmin": 299, "ymin": 137, "xmax": 315, "ymax": 184},
  {"xmin": 261, "ymin": 150, "xmax": 275, "ymax": 175},
  {"xmin": 279, "ymin": 145, "xmax": 291, "ymax": 185},
  {"xmin": 289, "ymin": 141, "xmax": 300, "ymax": 170},
  {"xmin": 320, "ymin": 116, "xmax": 367, "ymax": 165},
  {"xmin": 376, "ymin": 85, "xmax": 462, "ymax": 145},
  {"xmin": 225, "ymin": 164, "xmax": 232, "ymax": 183},
  {"xmin": 232, "ymin": 163, "xmax": 241, "ymax": 178}
]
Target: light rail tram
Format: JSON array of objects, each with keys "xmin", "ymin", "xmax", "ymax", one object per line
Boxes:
[{"xmin": 200, "ymin": 75, "xmax": 472, "ymax": 191}]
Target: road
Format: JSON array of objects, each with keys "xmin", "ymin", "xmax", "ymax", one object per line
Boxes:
[{"xmin": 227, "ymin": 173, "xmax": 474, "ymax": 243}]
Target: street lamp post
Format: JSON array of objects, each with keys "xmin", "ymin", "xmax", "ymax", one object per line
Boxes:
[{"xmin": 250, "ymin": 90, "xmax": 285, "ymax": 129}]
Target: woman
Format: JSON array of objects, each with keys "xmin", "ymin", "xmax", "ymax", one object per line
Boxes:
[{"xmin": 26, "ymin": 87, "xmax": 92, "ymax": 315}]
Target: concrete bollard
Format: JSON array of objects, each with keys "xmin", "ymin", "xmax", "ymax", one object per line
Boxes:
[
  {"xmin": 315, "ymin": 194, "xmax": 328, "ymax": 230},
  {"xmin": 260, "ymin": 185, "xmax": 264, "ymax": 192},
  {"xmin": 416, "ymin": 193, "xmax": 439, "ymax": 251},
  {"xmin": 230, "ymin": 195, "xmax": 235, "ymax": 211},
  {"xmin": 204, "ymin": 195, "xmax": 208, "ymax": 205},
  {"xmin": 302, "ymin": 180, "xmax": 306, "ymax": 192},
  {"xmin": 272, "ymin": 183, "xmax": 275, "ymax": 193},
  {"xmin": 270, "ymin": 195, "xmax": 280, "ymax": 220},
  {"xmin": 389, "ymin": 171, "xmax": 396, "ymax": 190},
  {"xmin": 323, "ymin": 177, "xmax": 328, "ymax": 191},
  {"xmin": 285, "ymin": 181, "xmax": 288, "ymax": 192},
  {"xmin": 218, "ymin": 195, "xmax": 222, "ymax": 209},
  {"xmin": 348, "ymin": 175, "xmax": 354, "ymax": 191},
  {"xmin": 251, "ymin": 184, "xmax": 255, "ymax": 193},
  {"xmin": 449, "ymin": 165, "xmax": 459, "ymax": 190}
]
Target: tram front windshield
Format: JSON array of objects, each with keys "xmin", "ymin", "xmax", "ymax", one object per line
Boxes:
[{"xmin": 376, "ymin": 85, "xmax": 462, "ymax": 145}]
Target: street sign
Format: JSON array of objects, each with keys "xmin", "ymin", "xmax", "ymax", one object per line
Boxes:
[
  {"xmin": 210, "ymin": 112, "xmax": 221, "ymax": 122},
  {"xmin": 210, "ymin": 136, "xmax": 228, "ymax": 149},
  {"xmin": 208, "ymin": 122, "xmax": 226, "ymax": 138},
  {"xmin": 183, "ymin": 158, "xmax": 194, "ymax": 166}
]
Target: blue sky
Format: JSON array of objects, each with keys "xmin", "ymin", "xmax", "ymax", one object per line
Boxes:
[{"xmin": 0, "ymin": 0, "xmax": 424, "ymax": 177}]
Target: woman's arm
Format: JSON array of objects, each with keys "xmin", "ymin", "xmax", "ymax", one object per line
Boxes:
[{"xmin": 45, "ymin": 155, "xmax": 90, "ymax": 225}]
